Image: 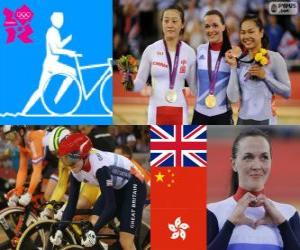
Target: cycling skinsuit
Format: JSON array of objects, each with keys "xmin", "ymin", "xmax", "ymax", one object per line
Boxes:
[
  {"xmin": 59, "ymin": 148, "xmax": 147, "ymax": 234},
  {"xmin": 47, "ymin": 160, "xmax": 100, "ymax": 209},
  {"xmin": 133, "ymin": 39, "xmax": 196, "ymax": 124},
  {"xmin": 15, "ymin": 130, "xmax": 46, "ymax": 196}
]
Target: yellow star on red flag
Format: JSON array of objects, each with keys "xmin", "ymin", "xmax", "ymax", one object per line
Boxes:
[{"xmin": 155, "ymin": 172, "xmax": 165, "ymax": 182}]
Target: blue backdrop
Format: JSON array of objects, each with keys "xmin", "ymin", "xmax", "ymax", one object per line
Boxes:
[{"xmin": 0, "ymin": 0, "xmax": 112, "ymax": 124}]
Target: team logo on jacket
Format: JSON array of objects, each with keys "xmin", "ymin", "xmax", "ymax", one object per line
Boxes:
[{"xmin": 199, "ymin": 54, "xmax": 205, "ymax": 60}]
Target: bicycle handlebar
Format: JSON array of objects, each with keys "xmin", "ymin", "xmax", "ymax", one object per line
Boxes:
[
  {"xmin": 41, "ymin": 200, "xmax": 65, "ymax": 210},
  {"xmin": 58, "ymin": 220, "xmax": 94, "ymax": 233},
  {"xmin": 75, "ymin": 53, "xmax": 83, "ymax": 58}
]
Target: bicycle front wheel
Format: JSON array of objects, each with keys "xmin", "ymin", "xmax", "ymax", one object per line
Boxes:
[
  {"xmin": 99, "ymin": 70, "xmax": 112, "ymax": 115},
  {"xmin": 17, "ymin": 219, "xmax": 76, "ymax": 250},
  {"xmin": 136, "ymin": 221, "xmax": 150, "ymax": 250},
  {"xmin": 58, "ymin": 244, "xmax": 83, "ymax": 250},
  {"xmin": 0, "ymin": 206, "xmax": 37, "ymax": 249}
]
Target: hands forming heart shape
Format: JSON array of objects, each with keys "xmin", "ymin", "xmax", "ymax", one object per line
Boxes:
[{"xmin": 228, "ymin": 192, "xmax": 286, "ymax": 229}]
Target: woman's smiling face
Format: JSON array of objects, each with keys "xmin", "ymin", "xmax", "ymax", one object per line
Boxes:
[
  {"xmin": 204, "ymin": 14, "xmax": 225, "ymax": 44},
  {"xmin": 232, "ymin": 136, "xmax": 272, "ymax": 191},
  {"xmin": 240, "ymin": 20, "xmax": 263, "ymax": 51}
]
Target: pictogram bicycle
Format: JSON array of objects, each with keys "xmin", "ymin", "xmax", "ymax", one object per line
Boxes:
[{"xmin": 40, "ymin": 54, "xmax": 113, "ymax": 115}]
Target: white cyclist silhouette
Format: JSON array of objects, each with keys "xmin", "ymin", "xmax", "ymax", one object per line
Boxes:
[
  {"xmin": 22, "ymin": 12, "xmax": 76, "ymax": 114},
  {"xmin": 21, "ymin": 12, "xmax": 112, "ymax": 116}
]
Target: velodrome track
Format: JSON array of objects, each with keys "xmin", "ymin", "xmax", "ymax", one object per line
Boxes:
[{"xmin": 113, "ymin": 71, "xmax": 300, "ymax": 125}]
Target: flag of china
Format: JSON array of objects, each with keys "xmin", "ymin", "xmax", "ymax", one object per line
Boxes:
[{"xmin": 151, "ymin": 125, "xmax": 207, "ymax": 250}]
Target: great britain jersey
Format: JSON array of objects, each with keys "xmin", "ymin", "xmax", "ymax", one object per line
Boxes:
[
  {"xmin": 208, "ymin": 196, "xmax": 300, "ymax": 250},
  {"xmin": 195, "ymin": 43, "xmax": 231, "ymax": 116},
  {"xmin": 133, "ymin": 39, "xmax": 197, "ymax": 124},
  {"xmin": 71, "ymin": 148, "xmax": 136, "ymax": 189}
]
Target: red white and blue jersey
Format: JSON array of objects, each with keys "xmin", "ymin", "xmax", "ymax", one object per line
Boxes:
[
  {"xmin": 71, "ymin": 148, "xmax": 135, "ymax": 189},
  {"xmin": 208, "ymin": 196, "xmax": 300, "ymax": 250},
  {"xmin": 60, "ymin": 148, "xmax": 147, "ymax": 233},
  {"xmin": 195, "ymin": 43, "xmax": 231, "ymax": 116}
]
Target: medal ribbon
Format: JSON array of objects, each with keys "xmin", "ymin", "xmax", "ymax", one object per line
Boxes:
[
  {"xmin": 163, "ymin": 40, "xmax": 181, "ymax": 90},
  {"xmin": 207, "ymin": 44, "xmax": 222, "ymax": 95}
]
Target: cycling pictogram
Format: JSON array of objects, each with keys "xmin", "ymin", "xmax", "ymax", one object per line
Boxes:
[{"xmin": 0, "ymin": 10, "xmax": 112, "ymax": 119}]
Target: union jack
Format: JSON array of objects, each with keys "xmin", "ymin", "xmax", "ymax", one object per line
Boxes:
[{"xmin": 150, "ymin": 125, "xmax": 207, "ymax": 167}]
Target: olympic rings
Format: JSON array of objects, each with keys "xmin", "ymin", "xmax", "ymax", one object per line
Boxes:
[{"xmin": 16, "ymin": 12, "xmax": 32, "ymax": 19}]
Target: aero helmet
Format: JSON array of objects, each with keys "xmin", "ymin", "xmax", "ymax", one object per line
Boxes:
[
  {"xmin": 58, "ymin": 133, "xmax": 92, "ymax": 159},
  {"xmin": 48, "ymin": 126, "xmax": 71, "ymax": 152}
]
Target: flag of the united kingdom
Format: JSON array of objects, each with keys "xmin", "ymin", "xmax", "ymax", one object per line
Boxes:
[{"xmin": 150, "ymin": 125, "xmax": 207, "ymax": 167}]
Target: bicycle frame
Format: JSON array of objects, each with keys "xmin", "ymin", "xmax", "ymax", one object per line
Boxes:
[
  {"xmin": 74, "ymin": 55, "xmax": 113, "ymax": 101},
  {"xmin": 0, "ymin": 205, "xmax": 38, "ymax": 248},
  {"xmin": 0, "ymin": 198, "xmax": 64, "ymax": 249}
]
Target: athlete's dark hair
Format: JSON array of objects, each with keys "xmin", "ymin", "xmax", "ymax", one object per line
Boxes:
[
  {"xmin": 161, "ymin": 5, "xmax": 185, "ymax": 35},
  {"xmin": 239, "ymin": 14, "xmax": 269, "ymax": 49},
  {"xmin": 229, "ymin": 129, "xmax": 272, "ymax": 195},
  {"xmin": 204, "ymin": 9, "xmax": 232, "ymax": 57}
]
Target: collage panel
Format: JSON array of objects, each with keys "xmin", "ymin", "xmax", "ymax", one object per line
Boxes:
[
  {"xmin": 150, "ymin": 125, "xmax": 207, "ymax": 249},
  {"xmin": 113, "ymin": 0, "xmax": 300, "ymax": 126},
  {"xmin": 0, "ymin": 1, "xmax": 113, "ymax": 124},
  {"xmin": 207, "ymin": 125, "xmax": 300, "ymax": 249},
  {"xmin": 0, "ymin": 125, "xmax": 150, "ymax": 249}
]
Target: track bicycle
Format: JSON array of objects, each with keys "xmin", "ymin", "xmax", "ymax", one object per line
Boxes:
[
  {"xmin": 40, "ymin": 55, "xmax": 112, "ymax": 115},
  {"xmin": 0, "ymin": 195, "xmax": 64, "ymax": 249},
  {"xmin": 17, "ymin": 213, "xmax": 150, "ymax": 250}
]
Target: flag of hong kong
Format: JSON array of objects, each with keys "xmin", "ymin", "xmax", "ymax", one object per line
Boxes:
[{"xmin": 151, "ymin": 125, "xmax": 207, "ymax": 250}]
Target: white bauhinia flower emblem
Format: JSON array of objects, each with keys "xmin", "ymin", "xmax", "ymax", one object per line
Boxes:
[{"xmin": 168, "ymin": 217, "xmax": 190, "ymax": 240}]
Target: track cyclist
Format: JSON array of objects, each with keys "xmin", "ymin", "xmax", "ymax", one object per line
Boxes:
[
  {"xmin": 3, "ymin": 126, "xmax": 56, "ymax": 207},
  {"xmin": 50, "ymin": 133, "xmax": 147, "ymax": 250},
  {"xmin": 40, "ymin": 126, "xmax": 102, "ymax": 220}
]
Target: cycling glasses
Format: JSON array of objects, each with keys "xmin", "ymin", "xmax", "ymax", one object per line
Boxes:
[{"xmin": 60, "ymin": 153, "xmax": 81, "ymax": 167}]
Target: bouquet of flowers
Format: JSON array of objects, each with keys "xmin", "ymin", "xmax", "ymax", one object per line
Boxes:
[
  {"xmin": 254, "ymin": 48, "xmax": 269, "ymax": 66},
  {"xmin": 116, "ymin": 55, "xmax": 138, "ymax": 91},
  {"xmin": 244, "ymin": 48, "xmax": 269, "ymax": 81}
]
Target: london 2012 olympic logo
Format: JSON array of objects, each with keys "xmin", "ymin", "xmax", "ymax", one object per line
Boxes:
[
  {"xmin": 3, "ymin": 4, "xmax": 34, "ymax": 43},
  {"xmin": 16, "ymin": 11, "xmax": 32, "ymax": 20}
]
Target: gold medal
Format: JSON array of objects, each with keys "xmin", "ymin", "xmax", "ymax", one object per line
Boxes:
[
  {"xmin": 205, "ymin": 94, "xmax": 217, "ymax": 108},
  {"xmin": 165, "ymin": 89, "xmax": 177, "ymax": 103}
]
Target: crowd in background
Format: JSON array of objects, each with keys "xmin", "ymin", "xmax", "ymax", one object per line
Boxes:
[{"xmin": 114, "ymin": 0, "xmax": 300, "ymax": 69}]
